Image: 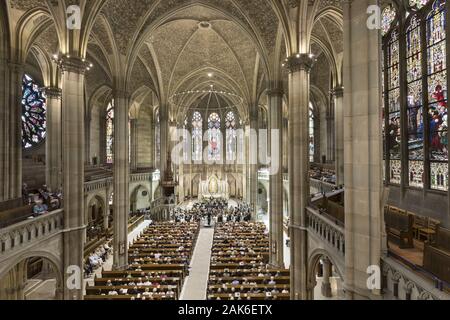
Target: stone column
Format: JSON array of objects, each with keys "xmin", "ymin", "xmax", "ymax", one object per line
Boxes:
[
  {"xmin": 321, "ymin": 257, "xmax": 333, "ymax": 298},
  {"xmin": 159, "ymin": 107, "xmax": 169, "ymax": 175},
  {"xmin": 103, "ymin": 194, "xmax": 110, "ymax": 232},
  {"xmin": 285, "ymin": 53, "xmax": 315, "ymax": 300},
  {"xmin": 113, "ymin": 90, "xmax": 130, "ymax": 270},
  {"xmin": 59, "ymin": 56, "xmax": 88, "ymax": 300},
  {"xmin": 343, "ymin": 0, "xmax": 382, "ymax": 299},
  {"xmin": 85, "ymin": 114, "xmax": 91, "ymax": 165},
  {"xmin": 268, "ymin": 89, "xmax": 284, "ymax": 268},
  {"xmin": 249, "ymin": 109, "xmax": 258, "ymax": 218},
  {"xmin": 333, "ymin": 86, "xmax": 344, "ymax": 186},
  {"xmin": 130, "ymin": 118, "xmax": 138, "ymax": 171},
  {"xmin": 45, "ymin": 87, "xmax": 63, "ymax": 192},
  {"xmin": 0, "ymin": 61, "xmax": 23, "ymax": 201}
]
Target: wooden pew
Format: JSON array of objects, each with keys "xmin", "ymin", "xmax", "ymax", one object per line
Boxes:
[
  {"xmin": 423, "ymin": 226, "xmax": 450, "ymax": 284},
  {"xmin": 384, "ymin": 207, "xmax": 414, "ymax": 249}
]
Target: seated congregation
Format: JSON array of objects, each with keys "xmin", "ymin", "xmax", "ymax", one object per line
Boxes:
[{"xmin": 207, "ymin": 222, "xmax": 290, "ymax": 300}]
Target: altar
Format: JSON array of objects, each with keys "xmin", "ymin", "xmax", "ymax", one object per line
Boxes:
[{"xmin": 198, "ymin": 175, "xmax": 229, "ymax": 200}]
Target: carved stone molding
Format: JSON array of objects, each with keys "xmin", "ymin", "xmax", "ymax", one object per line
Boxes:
[
  {"xmin": 332, "ymin": 86, "xmax": 344, "ymax": 98},
  {"xmin": 54, "ymin": 55, "xmax": 91, "ymax": 74},
  {"xmin": 282, "ymin": 54, "xmax": 316, "ymax": 73}
]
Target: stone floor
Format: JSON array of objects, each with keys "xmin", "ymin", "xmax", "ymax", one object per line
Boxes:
[{"xmin": 180, "ymin": 226, "xmax": 215, "ymax": 300}]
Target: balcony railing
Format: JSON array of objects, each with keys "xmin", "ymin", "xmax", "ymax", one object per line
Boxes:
[
  {"xmin": 306, "ymin": 206, "xmax": 345, "ymax": 256},
  {"xmin": 381, "ymin": 256, "xmax": 450, "ymax": 300},
  {"xmin": 84, "ymin": 170, "xmax": 156, "ymax": 193},
  {"xmin": 0, "ymin": 209, "xmax": 64, "ymax": 257}
]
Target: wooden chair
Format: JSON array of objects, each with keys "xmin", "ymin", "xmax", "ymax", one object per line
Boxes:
[
  {"xmin": 418, "ymin": 218, "xmax": 440, "ymax": 243},
  {"xmin": 412, "ymin": 215, "xmax": 428, "ymax": 240}
]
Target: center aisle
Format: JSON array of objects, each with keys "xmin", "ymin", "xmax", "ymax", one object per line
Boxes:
[{"xmin": 180, "ymin": 226, "xmax": 214, "ymax": 300}]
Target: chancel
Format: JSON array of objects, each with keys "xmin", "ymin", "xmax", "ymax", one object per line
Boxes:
[{"xmin": 0, "ymin": 0, "xmax": 449, "ymax": 303}]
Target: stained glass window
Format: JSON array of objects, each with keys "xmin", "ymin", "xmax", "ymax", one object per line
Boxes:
[
  {"xmin": 155, "ymin": 110, "xmax": 160, "ymax": 167},
  {"xmin": 383, "ymin": 0, "xmax": 448, "ymax": 191},
  {"xmin": 21, "ymin": 74, "xmax": 46, "ymax": 149},
  {"xmin": 409, "ymin": 0, "xmax": 432, "ymax": 9},
  {"xmin": 192, "ymin": 111, "xmax": 203, "ymax": 161},
  {"xmin": 225, "ymin": 111, "xmax": 237, "ymax": 162},
  {"xmin": 427, "ymin": 0, "xmax": 448, "ymax": 190},
  {"xmin": 387, "ymin": 30, "xmax": 402, "ymax": 185},
  {"xmin": 106, "ymin": 101, "xmax": 114, "ymax": 164},
  {"xmin": 407, "ymin": 16, "xmax": 425, "ymax": 188},
  {"xmin": 382, "ymin": 5, "xmax": 397, "ymax": 36},
  {"xmin": 208, "ymin": 112, "xmax": 221, "ymax": 161},
  {"xmin": 309, "ymin": 103, "xmax": 315, "ymax": 163}
]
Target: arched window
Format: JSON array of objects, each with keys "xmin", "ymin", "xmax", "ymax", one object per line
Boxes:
[
  {"xmin": 427, "ymin": 0, "xmax": 447, "ymax": 190},
  {"xmin": 309, "ymin": 103, "xmax": 315, "ymax": 163},
  {"xmin": 387, "ymin": 29, "xmax": 401, "ymax": 185},
  {"xmin": 225, "ymin": 111, "xmax": 237, "ymax": 161},
  {"xmin": 192, "ymin": 111, "xmax": 203, "ymax": 161},
  {"xmin": 407, "ymin": 16, "xmax": 424, "ymax": 188},
  {"xmin": 208, "ymin": 112, "xmax": 221, "ymax": 161},
  {"xmin": 106, "ymin": 100, "xmax": 114, "ymax": 164},
  {"xmin": 155, "ymin": 109, "xmax": 160, "ymax": 167},
  {"xmin": 382, "ymin": 0, "xmax": 448, "ymax": 191},
  {"xmin": 21, "ymin": 74, "xmax": 46, "ymax": 149}
]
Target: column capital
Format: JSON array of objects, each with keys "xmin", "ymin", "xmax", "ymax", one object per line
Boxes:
[
  {"xmin": 54, "ymin": 55, "xmax": 92, "ymax": 74},
  {"xmin": 331, "ymin": 86, "xmax": 344, "ymax": 98},
  {"xmin": 282, "ymin": 53, "xmax": 316, "ymax": 73},
  {"xmin": 44, "ymin": 87, "xmax": 62, "ymax": 99}
]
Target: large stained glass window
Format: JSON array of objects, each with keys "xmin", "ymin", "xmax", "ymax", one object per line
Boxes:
[
  {"xmin": 208, "ymin": 112, "xmax": 221, "ymax": 161},
  {"xmin": 106, "ymin": 101, "xmax": 114, "ymax": 164},
  {"xmin": 387, "ymin": 30, "xmax": 401, "ymax": 185},
  {"xmin": 21, "ymin": 74, "xmax": 46, "ymax": 149},
  {"xmin": 192, "ymin": 111, "xmax": 203, "ymax": 161},
  {"xmin": 427, "ymin": 0, "xmax": 448, "ymax": 190},
  {"xmin": 407, "ymin": 16, "xmax": 425, "ymax": 188},
  {"xmin": 382, "ymin": 0, "xmax": 448, "ymax": 192},
  {"xmin": 225, "ymin": 111, "xmax": 237, "ymax": 162}
]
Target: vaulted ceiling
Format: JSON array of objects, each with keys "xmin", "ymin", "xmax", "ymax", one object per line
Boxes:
[{"xmin": 5, "ymin": 0, "xmax": 345, "ymax": 121}]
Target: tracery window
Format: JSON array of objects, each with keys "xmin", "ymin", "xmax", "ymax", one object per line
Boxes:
[
  {"xmin": 192, "ymin": 111, "xmax": 203, "ymax": 161},
  {"xmin": 225, "ymin": 111, "xmax": 237, "ymax": 161},
  {"xmin": 208, "ymin": 112, "xmax": 221, "ymax": 161},
  {"xmin": 382, "ymin": 0, "xmax": 448, "ymax": 191},
  {"xmin": 309, "ymin": 103, "xmax": 315, "ymax": 163},
  {"xmin": 155, "ymin": 109, "xmax": 160, "ymax": 167},
  {"xmin": 21, "ymin": 74, "xmax": 46, "ymax": 149},
  {"xmin": 106, "ymin": 101, "xmax": 114, "ymax": 164}
]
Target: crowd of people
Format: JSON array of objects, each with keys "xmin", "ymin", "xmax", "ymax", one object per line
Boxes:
[
  {"xmin": 171, "ymin": 198, "xmax": 252, "ymax": 226},
  {"xmin": 85, "ymin": 221, "xmax": 199, "ymax": 300},
  {"xmin": 207, "ymin": 222, "xmax": 290, "ymax": 300},
  {"xmin": 22, "ymin": 183, "xmax": 62, "ymax": 216},
  {"xmin": 84, "ymin": 243, "xmax": 111, "ymax": 276}
]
